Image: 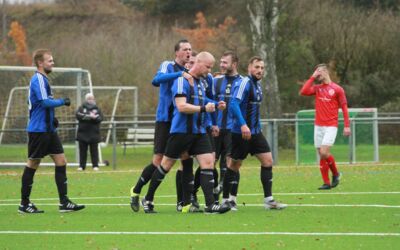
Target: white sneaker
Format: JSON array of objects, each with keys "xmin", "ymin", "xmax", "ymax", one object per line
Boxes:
[
  {"xmin": 264, "ymin": 200, "xmax": 287, "ymax": 210},
  {"xmin": 77, "ymin": 167, "xmax": 83, "ymax": 171},
  {"xmin": 93, "ymin": 167, "xmax": 99, "ymax": 171}
]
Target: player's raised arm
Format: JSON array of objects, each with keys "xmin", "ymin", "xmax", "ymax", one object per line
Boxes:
[{"xmin": 300, "ymin": 68, "xmax": 320, "ymax": 96}]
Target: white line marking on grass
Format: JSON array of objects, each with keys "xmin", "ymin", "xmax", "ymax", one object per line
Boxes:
[
  {"xmin": 0, "ymin": 231, "xmax": 399, "ymax": 236},
  {"xmin": 1, "ymin": 203, "xmax": 400, "ymax": 208},
  {"xmin": 1, "ymin": 163, "xmax": 399, "ymax": 176},
  {"xmin": 1, "ymin": 191, "xmax": 400, "ymax": 202}
]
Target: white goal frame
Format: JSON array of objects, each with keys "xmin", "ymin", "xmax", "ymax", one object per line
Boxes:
[{"xmin": 0, "ymin": 66, "xmax": 138, "ymax": 167}]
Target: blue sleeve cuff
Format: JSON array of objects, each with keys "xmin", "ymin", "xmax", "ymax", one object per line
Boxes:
[{"xmin": 41, "ymin": 98, "xmax": 64, "ymax": 108}]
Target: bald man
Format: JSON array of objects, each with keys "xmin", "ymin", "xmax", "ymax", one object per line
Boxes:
[{"xmin": 140, "ymin": 52, "xmax": 231, "ymax": 214}]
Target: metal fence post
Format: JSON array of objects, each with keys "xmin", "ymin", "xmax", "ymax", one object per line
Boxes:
[
  {"xmin": 112, "ymin": 122, "xmax": 117, "ymax": 170},
  {"xmin": 273, "ymin": 119, "xmax": 278, "ymax": 165}
]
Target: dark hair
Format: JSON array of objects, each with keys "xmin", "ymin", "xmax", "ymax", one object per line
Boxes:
[
  {"xmin": 222, "ymin": 51, "xmax": 239, "ymax": 64},
  {"xmin": 174, "ymin": 39, "xmax": 190, "ymax": 52},
  {"xmin": 33, "ymin": 49, "xmax": 52, "ymax": 67},
  {"xmin": 248, "ymin": 56, "xmax": 263, "ymax": 65}
]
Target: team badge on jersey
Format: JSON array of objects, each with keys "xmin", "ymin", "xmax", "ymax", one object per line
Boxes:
[
  {"xmin": 226, "ymin": 84, "xmax": 231, "ymax": 94},
  {"xmin": 328, "ymin": 89, "xmax": 335, "ymax": 96}
]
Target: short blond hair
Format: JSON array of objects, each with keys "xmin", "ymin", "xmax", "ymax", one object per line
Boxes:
[{"xmin": 33, "ymin": 49, "xmax": 52, "ymax": 67}]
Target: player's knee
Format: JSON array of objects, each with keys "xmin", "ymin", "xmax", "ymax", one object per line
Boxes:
[
  {"xmin": 319, "ymin": 151, "xmax": 330, "ymax": 159},
  {"xmin": 230, "ymin": 160, "xmax": 241, "ymax": 171},
  {"xmin": 27, "ymin": 160, "xmax": 40, "ymax": 169},
  {"xmin": 152, "ymin": 154, "xmax": 163, "ymax": 166},
  {"xmin": 265, "ymin": 158, "xmax": 274, "ymax": 166}
]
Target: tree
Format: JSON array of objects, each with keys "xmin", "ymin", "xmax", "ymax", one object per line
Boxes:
[
  {"xmin": 247, "ymin": 0, "xmax": 281, "ymax": 118},
  {"xmin": 173, "ymin": 12, "xmax": 238, "ymax": 53},
  {"xmin": 8, "ymin": 21, "xmax": 31, "ymax": 66}
]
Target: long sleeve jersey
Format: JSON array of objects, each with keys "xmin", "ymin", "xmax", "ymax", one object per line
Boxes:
[{"xmin": 300, "ymin": 77, "xmax": 350, "ymax": 127}]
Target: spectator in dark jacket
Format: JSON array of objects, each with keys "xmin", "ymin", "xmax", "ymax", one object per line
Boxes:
[{"xmin": 76, "ymin": 93, "xmax": 103, "ymax": 171}]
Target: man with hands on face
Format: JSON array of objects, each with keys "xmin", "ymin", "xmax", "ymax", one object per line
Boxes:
[{"xmin": 300, "ymin": 64, "xmax": 351, "ymax": 190}]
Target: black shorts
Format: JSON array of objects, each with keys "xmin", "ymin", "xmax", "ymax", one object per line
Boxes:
[
  {"xmin": 206, "ymin": 127, "xmax": 216, "ymax": 152},
  {"xmin": 231, "ymin": 133, "xmax": 270, "ymax": 160},
  {"xmin": 164, "ymin": 133, "xmax": 213, "ymax": 159},
  {"xmin": 28, "ymin": 132, "xmax": 64, "ymax": 159},
  {"xmin": 153, "ymin": 121, "xmax": 171, "ymax": 154},
  {"xmin": 214, "ymin": 129, "xmax": 232, "ymax": 160}
]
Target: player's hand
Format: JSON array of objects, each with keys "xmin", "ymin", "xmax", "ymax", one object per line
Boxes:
[
  {"xmin": 311, "ymin": 68, "xmax": 321, "ymax": 78},
  {"xmin": 183, "ymin": 72, "xmax": 194, "ymax": 86},
  {"xmin": 63, "ymin": 97, "xmax": 71, "ymax": 106},
  {"xmin": 241, "ymin": 124, "xmax": 251, "ymax": 140},
  {"xmin": 217, "ymin": 101, "xmax": 226, "ymax": 110},
  {"xmin": 211, "ymin": 125, "xmax": 219, "ymax": 137},
  {"xmin": 205, "ymin": 102, "xmax": 215, "ymax": 112},
  {"xmin": 343, "ymin": 127, "xmax": 351, "ymax": 137}
]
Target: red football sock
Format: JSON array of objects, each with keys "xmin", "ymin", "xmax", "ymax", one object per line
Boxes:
[
  {"xmin": 319, "ymin": 159, "xmax": 330, "ymax": 185},
  {"xmin": 326, "ymin": 155, "xmax": 338, "ymax": 176}
]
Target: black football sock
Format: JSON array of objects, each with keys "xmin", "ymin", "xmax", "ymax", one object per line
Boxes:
[
  {"xmin": 230, "ymin": 170, "xmax": 240, "ymax": 196},
  {"xmin": 200, "ymin": 169, "xmax": 215, "ymax": 207},
  {"xmin": 133, "ymin": 163, "xmax": 157, "ymax": 194},
  {"xmin": 192, "ymin": 166, "xmax": 201, "ymax": 197},
  {"xmin": 222, "ymin": 167, "xmax": 236, "ymax": 199},
  {"xmin": 181, "ymin": 158, "xmax": 194, "ymax": 205},
  {"xmin": 212, "ymin": 168, "xmax": 220, "ymax": 201},
  {"xmin": 175, "ymin": 169, "xmax": 183, "ymax": 204},
  {"xmin": 219, "ymin": 155, "xmax": 227, "ymax": 184},
  {"xmin": 55, "ymin": 165, "xmax": 68, "ymax": 203},
  {"xmin": 21, "ymin": 166, "xmax": 36, "ymax": 206},
  {"xmin": 145, "ymin": 166, "xmax": 168, "ymax": 202},
  {"xmin": 260, "ymin": 166, "xmax": 273, "ymax": 198}
]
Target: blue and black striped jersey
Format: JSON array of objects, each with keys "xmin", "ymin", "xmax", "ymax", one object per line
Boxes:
[
  {"xmin": 152, "ymin": 61, "xmax": 186, "ymax": 122},
  {"xmin": 27, "ymin": 72, "xmax": 65, "ymax": 132},
  {"xmin": 213, "ymin": 74, "xmax": 243, "ymax": 130},
  {"xmin": 171, "ymin": 77, "xmax": 214, "ymax": 134},
  {"xmin": 230, "ymin": 75, "xmax": 263, "ymax": 134},
  {"xmin": 201, "ymin": 73, "xmax": 215, "ymax": 128}
]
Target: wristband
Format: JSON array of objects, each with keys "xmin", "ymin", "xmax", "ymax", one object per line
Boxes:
[{"xmin": 200, "ymin": 106, "xmax": 206, "ymax": 113}]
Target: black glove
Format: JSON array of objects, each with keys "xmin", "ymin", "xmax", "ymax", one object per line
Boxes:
[
  {"xmin": 53, "ymin": 117, "xmax": 59, "ymax": 128},
  {"xmin": 63, "ymin": 97, "xmax": 71, "ymax": 106}
]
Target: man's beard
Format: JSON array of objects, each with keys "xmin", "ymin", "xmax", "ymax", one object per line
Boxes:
[
  {"xmin": 225, "ymin": 68, "xmax": 233, "ymax": 75},
  {"xmin": 44, "ymin": 68, "xmax": 52, "ymax": 74},
  {"xmin": 252, "ymin": 73, "xmax": 262, "ymax": 80}
]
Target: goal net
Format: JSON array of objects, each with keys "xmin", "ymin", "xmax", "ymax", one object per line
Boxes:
[
  {"xmin": 296, "ymin": 108, "xmax": 379, "ymax": 165},
  {"xmin": 0, "ymin": 66, "xmax": 138, "ymax": 167}
]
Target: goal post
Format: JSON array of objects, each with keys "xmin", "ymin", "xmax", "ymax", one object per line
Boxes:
[
  {"xmin": 0, "ymin": 66, "xmax": 138, "ymax": 167},
  {"xmin": 295, "ymin": 108, "xmax": 379, "ymax": 165}
]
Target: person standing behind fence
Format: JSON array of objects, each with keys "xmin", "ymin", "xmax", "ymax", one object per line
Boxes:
[
  {"xmin": 300, "ymin": 64, "xmax": 351, "ymax": 190},
  {"xmin": 18, "ymin": 49, "xmax": 85, "ymax": 214},
  {"xmin": 76, "ymin": 93, "xmax": 103, "ymax": 171}
]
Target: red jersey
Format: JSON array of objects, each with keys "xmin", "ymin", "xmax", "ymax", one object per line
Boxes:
[{"xmin": 300, "ymin": 77, "xmax": 350, "ymax": 127}]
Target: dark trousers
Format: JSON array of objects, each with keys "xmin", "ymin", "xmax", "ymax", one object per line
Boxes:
[{"xmin": 79, "ymin": 141, "xmax": 99, "ymax": 169}]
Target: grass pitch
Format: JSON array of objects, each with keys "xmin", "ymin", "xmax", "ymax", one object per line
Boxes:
[{"xmin": 0, "ymin": 146, "xmax": 399, "ymax": 249}]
